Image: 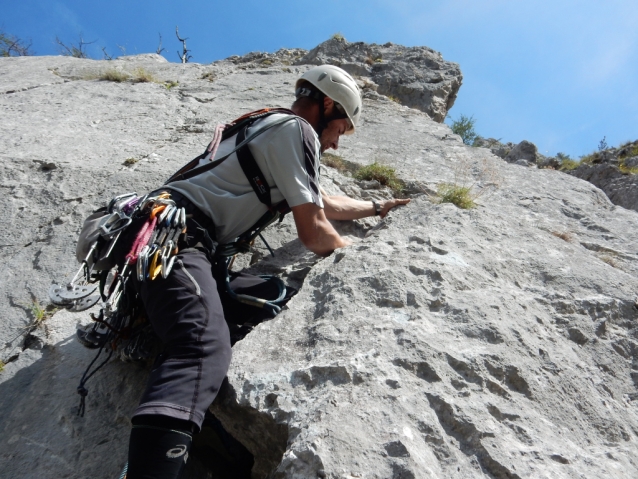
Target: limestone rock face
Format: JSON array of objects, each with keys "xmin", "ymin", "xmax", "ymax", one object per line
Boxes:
[
  {"xmin": 296, "ymin": 38, "xmax": 462, "ymax": 122},
  {"xmin": 2, "ymin": 51, "xmax": 638, "ymax": 479}
]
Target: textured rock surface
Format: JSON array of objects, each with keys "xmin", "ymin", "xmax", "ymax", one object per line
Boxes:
[
  {"xmin": 297, "ymin": 38, "xmax": 462, "ymax": 122},
  {"xmin": 2, "ymin": 51, "xmax": 638, "ymax": 479}
]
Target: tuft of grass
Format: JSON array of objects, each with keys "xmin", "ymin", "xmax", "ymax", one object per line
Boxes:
[
  {"xmin": 0, "ymin": 360, "xmax": 4, "ymax": 373},
  {"xmin": 354, "ymin": 162, "xmax": 403, "ymax": 193},
  {"xmin": 387, "ymin": 95, "xmax": 400, "ymax": 103},
  {"xmin": 331, "ymin": 32, "xmax": 345, "ymax": 42},
  {"xmin": 99, "ymin": 69, "xmax": 129, "ymax": 82},
  {"xmin": 437, "ymin": 184, "xmax": 475, "ymax": 209},
  {"xmin": 436, "ymin": 157, "xmax": 502, "ymax": 209},
  {"xmin": 123, "ymin": 157, "xmax": 139, "ymax": 166},
  {"xmin": 164, "ymin": 80, "xmax": 179, "ymax": 90},
  {"xmin": 551, "ymin": 230, "xmax": 573, "ymax": 242},
  {"xmin": 201, "ymin": 72, "xmax": 216, "ymax": 82},
  {"xmin": 260, "ymin": 59, "xmax": 273, "ymax": 65},
  {"xmin": 131, "ymin": 67, "xmax": 156, "ymax": 83},
  {"xmin": 29, "ymin": 299, "xmax": 56, "ymax": 327},
  {"xmin": 599, "ymin": 254, "xmax": 619, "ymax": 268}
]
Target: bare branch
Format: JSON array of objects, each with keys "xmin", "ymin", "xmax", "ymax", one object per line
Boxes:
[
  {"xmin": 55, "ymin": 35, "xmax": 95, "ymax": 59},
  {"xmin": 1, "ymin": 30, "xmax": 33, "ymax": 56},
  {"xmin": 175, "ymin": 26, "xmax": 192, "ymax": 64},
  {"xmin": 101, "ymin": 47, "xmax": 112, "ymax": 60},
  {"xmin": 156, "ymin": 33, "xmax": 166, "ymax": 55}
]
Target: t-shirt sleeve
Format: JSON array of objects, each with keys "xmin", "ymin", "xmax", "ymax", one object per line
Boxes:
[{"xmin": 252, "ymin": 117, "xmax": 323, "ymax": 209}]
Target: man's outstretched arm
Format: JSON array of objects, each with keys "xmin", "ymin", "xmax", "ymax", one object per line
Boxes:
[
  {"xmin": 321, "ymin": 188, "xmax": 411, "ymax": 220},
  {"xmin": 291, "ymin": 202, "xmax": 352, "ymax": 257}
]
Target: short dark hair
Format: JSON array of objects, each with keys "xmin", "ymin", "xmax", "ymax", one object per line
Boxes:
[{"xmin": 292, "ymin": 95, "xmax": 321, "ymax": 110}]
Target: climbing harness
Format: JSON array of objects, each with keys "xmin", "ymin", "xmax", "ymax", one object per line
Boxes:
[{"xmin": 51, "ymin": 109, "xmax": 302, "ymax": 416}]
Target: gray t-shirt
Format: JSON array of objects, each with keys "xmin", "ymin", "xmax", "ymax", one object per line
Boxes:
[{"xmin": 168, "ymin": 113, "xmax": 322, "ymax": 244}]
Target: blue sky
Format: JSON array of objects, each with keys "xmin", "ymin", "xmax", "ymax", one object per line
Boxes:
[{"xmin": 3, "ymin": 0, "xmax": 637, "ymax": 158}]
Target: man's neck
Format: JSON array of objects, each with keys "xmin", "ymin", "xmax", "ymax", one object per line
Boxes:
[{"xmin": 291, "ymin": 103, "xmax": 320, "ymax": 131}]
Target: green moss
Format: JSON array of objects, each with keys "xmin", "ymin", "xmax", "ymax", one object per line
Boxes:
[
  {"xmin": 0, "ymin": 360, "xmax": 5, "ymax": 373},
  {"xmin": 164, "ymin": 80, "xmax": 179, "ymax": 90},
  {"xmin": 437, "ymin": 184, "xmax": 475, "ymax": 209},
  {"xmin": 331, "ymin": 32, "xmax": 345, "ymax": 41}
]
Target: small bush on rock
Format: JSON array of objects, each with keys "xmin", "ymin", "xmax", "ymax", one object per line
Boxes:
[
  {"xmin": 449, "ymin": 114, "xmax": 478, "ymax": 145},
  {"xmin": 437, "ymin": 184, "xmax": 475, "ymax": 209},
  {"xmin": 354, "ymin": 162, "xmax": 402, "ymax": 193}
]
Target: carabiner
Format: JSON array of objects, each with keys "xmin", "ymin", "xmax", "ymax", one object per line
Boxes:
[{"xmin": 161, "ymin": 241, "xmax": 176, "ymax": 279}]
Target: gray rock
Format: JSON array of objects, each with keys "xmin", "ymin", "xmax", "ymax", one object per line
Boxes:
[
  {"xmin": 505, "ymin": 140, "xmax": 538, "ymax": 163},
  {"xmin": 296, "ymin": 38, "xmax": 462, "ymax": 122},
  {"xmin": 565, "ymin": 140, "xmax": 638, "ymax": 212},
  {"xmin": 624, "ymin": 156, "xmax": 638, "ymax": 168},
  {"xmin": 514, "ymin": 159, "xmax": 534, "ymax": 167},
  {"xmin": 2, "ymin": 50, "xmax": 638, "ymax": 479},
  {"xmin": 569, "ymin": 162, "xmax": 638, "ymax": 212}
]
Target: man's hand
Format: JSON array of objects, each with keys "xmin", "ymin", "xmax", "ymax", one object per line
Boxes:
[
  {"xmin": 379, "ymin": 198, "xmax": 411, "ymax": 218},
  {"xmin": 291, "ymin": 202, "xmax": 351, "ymax": 257}
]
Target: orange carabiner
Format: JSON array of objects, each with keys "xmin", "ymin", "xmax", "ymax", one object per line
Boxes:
[{"xmin": 150, "ymin": 205, "xmax": 166, "ymax": 219}]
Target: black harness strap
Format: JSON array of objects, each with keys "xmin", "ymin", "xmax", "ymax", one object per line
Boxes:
[
  {"xmin": 236, "ymin": 124, "xmax": 272, "ymax": 209},
  {"xmin": 165, "ymin": 108, "xmax": 297, "ymax": 185}
]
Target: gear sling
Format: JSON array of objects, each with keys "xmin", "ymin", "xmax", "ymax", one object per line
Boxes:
[{"xmin": 67, "ymin": 108, "xmax": 302, "ymax": 415}]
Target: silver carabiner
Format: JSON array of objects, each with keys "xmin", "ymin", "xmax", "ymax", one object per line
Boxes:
[
  {"xmin": 99, "ymin": 211, "xmax": 132, "ymax": 239},
  {"xmin": 137, "ymin": 246, "xmax": 150, "ymax": 282},
  {"xmin": 161, "ymin": 241, "xmax": 176, "ymax": 279}
]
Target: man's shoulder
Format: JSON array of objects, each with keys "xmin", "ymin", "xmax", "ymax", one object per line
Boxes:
[{"xmin": 253, "ymin": 112, "xmax": 315, "ymax": 138}]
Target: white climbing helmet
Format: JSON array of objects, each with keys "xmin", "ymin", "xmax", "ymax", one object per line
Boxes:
[{"xmin": 296, "ymin": 65, "xmax": 362, "ymax": 135}]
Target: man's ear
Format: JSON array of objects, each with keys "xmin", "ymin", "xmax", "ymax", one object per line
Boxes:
[{"xmin": 323, "ymin": 96, "xmax": 334, "ymax": 115}]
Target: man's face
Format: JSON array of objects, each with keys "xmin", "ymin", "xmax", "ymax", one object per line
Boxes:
[{"xmin": 319, "ymin": 118, "xmax": 351, "ymax": 153}]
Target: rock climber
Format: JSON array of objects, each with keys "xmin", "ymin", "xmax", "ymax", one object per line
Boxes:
[{"xmin": 124, "ymin": 64, "xmax": 410, "ymax": 478}]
